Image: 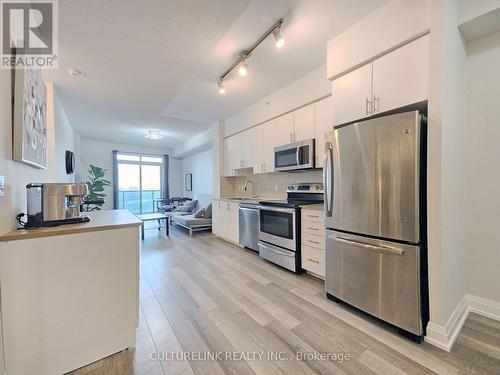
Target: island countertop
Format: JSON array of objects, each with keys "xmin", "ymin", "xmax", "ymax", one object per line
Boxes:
[{"xmin": 0, "ymin": 209, "xmax": 143, "ymax": 242}]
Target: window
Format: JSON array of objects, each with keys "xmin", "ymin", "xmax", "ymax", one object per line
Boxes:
[{"xmin": 117, "ymin": 153, "xmax": 163, "ymax": 214}]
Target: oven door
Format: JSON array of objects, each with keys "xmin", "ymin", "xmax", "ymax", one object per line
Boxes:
[
  {"xmin": 259, "ymin": 206, "xmax": 296, "ymax": 251},
  {"xmin": 274, "ymin": 139, "xmax": 315, "ymax": 172}
]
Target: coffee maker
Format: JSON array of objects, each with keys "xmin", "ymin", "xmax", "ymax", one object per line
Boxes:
[{"xmin": 26, "ymin": 183, "xmax": 90, "ymax": 227}]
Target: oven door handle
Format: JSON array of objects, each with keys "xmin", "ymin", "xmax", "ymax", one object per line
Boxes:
[{"xmin": 259, "ymin": 205, "xmax": 296, "ymax": 213}]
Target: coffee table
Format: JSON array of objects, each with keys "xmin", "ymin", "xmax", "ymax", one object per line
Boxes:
[{"xmin": 136, "ymin": 213, "xmax": 169, "ymax": 240}]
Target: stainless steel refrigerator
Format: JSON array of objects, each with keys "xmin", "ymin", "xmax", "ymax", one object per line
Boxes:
[{"xmin": 323, "ymin": 110, "xmax": 427, "ymax": 339}]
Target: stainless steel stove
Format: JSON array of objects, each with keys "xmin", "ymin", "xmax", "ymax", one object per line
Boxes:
[{"xmin": 258, "ymin": 183, "xmax": 324, "ymax": 272}]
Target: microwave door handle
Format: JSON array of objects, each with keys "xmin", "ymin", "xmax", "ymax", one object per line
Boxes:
[
  {"xmin": 324, "ymin": 143, "xmax": 333, "ymax": 216},
  {"xmin": 296, "ymin": 147, "xmax": 301, "ymax": 166}
]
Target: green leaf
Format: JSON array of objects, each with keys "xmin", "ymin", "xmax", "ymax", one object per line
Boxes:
[{"xmin": 85, "ymin": 164, "xmax": 109, "ymax": 205}]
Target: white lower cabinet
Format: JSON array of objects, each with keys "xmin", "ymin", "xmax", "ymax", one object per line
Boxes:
[
  {"xmin": 302, "ymin": 245, "xmax": 325, "ymax": 277},
  {"xmin": 212, "ymin": 200, "xmax": 239, "ymax": 243},
  {"xmin": 301, "ymin": 209, "xmax": 325, "ymax": 278}
]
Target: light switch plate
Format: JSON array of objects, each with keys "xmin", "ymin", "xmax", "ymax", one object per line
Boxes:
[{"xmin": 0, "ymin": 176, "xmax": 5, "ymax": 197}]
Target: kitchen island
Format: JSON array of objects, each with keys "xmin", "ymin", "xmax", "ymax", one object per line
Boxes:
[{"xmin": 0, "ymin": 209, "xmax": 142, "ymax": 375}]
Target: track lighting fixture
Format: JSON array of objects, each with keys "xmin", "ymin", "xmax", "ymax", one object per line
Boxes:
[
  {"xmin": 216, "ymin": 18, "xmax": 284, "ymax": 94},
  {"xmin": 273, "ymin": 28, "xmax": 285, "ymax": 48},
  {"xmin": 238, "ymin": 61, "xmax": 248, "ymax": 76},
  {"xmin": 218, "ymin": 80, "xmax": 226, "ymax": 95}
]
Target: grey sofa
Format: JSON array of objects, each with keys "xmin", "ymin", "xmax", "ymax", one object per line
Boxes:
[{"xmin": 170, "ymin": 194, "xmax": 213, "ymax": 236}]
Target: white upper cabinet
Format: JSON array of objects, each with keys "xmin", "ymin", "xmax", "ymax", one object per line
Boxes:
[
  {"xmin": 314, "ymin": 96, "xmax": 333, "ymax": 168},
  {"xmin": 261, "ymin": 119, "xmax": 276, "ymax": 173},
  {"xmin": 372, "ymin": 34, "xmax": 429, "ymax": 114},
  {"xmin": 331, "ymin": 63, "xmax": 373, "ymax": 126},
  {"xmin": 252, "ymin": 124, "xmax": 264, "ymax": 174},
  {"xmin": 275, "ymin": 112, "xmax": 294, "ymax": 146},
  {"xmin": 331, "ymin": 35, "xmax": 430, "ymax": 126},
  {"xmin": 243, "ymin": 127, "xmax": 258, "ymax": 169},
  {"xmin": 293, "ymin": 104, "xmax": 315, "ymax": 142},
  {"xmin": 223, "ymin": 136, "xmax": 236, "ymax": 176}
]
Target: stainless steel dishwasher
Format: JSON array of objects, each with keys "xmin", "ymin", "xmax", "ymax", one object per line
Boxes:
[{"xmin": 239, "ymin": 203, "xmax": 260, "ymax": 252}]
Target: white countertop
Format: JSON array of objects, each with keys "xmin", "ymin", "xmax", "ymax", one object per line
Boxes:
[
  {"xmin": 0, "ymin": 209, "xmax": 142, "ymax": 242},
  {"xmin": 300, "ymin": 203, "xmax": 325, "ymax": 211}
]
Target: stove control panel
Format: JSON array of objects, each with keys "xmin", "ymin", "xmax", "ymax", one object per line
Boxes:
[{"xmin": 287, "ymin": 183, "xmax": 324, "ymax": 193}]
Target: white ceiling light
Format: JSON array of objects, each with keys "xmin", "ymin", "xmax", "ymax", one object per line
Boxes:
[
  {"xmin": 145, "ymin": 129, "xmax": 163, "ymax": 140},
  {"xmin": 273, "ymin": 28, "xmax": 285, "ymax": 48},
  {"xmin": 67, "ymin": 67, "xmax": 85, "ymax": 78},
  {"xmin": 216, "ymin": 18, "xmax": 284, "ymax": 94},
  {"xmin": 217, "ymin": 80, "xmax": 226, "ymax": 94},
  {"xmin": 238, "ymin": 61, "xmax": 248, "ymax": 77}
]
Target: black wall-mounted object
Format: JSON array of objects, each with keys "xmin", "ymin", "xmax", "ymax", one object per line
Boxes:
[{"xmin": 65, "ymin": 150, "xmax": 75, "ymax": 175}]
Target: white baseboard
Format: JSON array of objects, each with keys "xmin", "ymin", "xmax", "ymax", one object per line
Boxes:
[
  {"xmin": 468, "ymin": 294, "xmax": 500, "ymax": 322},
  {"xmin": 425, "ymin": 294, "xmax": 500, "ymax": 351},
  {"xmin": 425, "ymin": 294, "xmax": 469, "ymax": 351}
]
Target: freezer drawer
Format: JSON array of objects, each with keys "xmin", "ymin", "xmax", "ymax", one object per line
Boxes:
[{"xmin": 325, "ymin": 230, "xmax": 423, "ymax": 335}]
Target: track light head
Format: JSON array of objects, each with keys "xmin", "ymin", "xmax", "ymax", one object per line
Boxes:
[
  {"xmin": 217, "ymin": 80, "xmax": 226, "ymax": 94},
  {"xmin": 273, "ymin": 28, "xmax": 285, "ymax": 48},
  {"xmin": 238, "ymin": 62, "xmax": 248, "ymax": 77}
]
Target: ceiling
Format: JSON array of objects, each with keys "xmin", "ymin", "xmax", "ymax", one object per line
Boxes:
[{"xmin": 45, "ymin": 0, "xmax": 387, "ymax": 148}]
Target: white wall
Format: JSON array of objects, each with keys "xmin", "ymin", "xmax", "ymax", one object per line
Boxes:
[
  {"xmin": 425, "ymin": 0, "xmax": 469, "ymax": 349},
  {"xmin": 458, "ymin": 0, "xmax": 500, "ymax": 23},
  {"xmin": 464, "ymin": 30, "xmax": 500, "ymax": 302},
  {"xmin": 79, "ymin": 139, "xmax": 181, "ymax": 210},
  {"xmin": 0, "ymin": 71, "xmax": 75, "ymax": 235},
  {"xmin": 180, "ymin": 147, "xmax": 214, "ymax": 199},
  {"xmin": 173, "ymin": 126, "xmax": 215, "ymax": 159}
]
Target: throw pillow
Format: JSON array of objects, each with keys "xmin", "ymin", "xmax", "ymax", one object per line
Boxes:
[
  {"xmin": 176, "ymin": 205, "xmax": 192, "ymax": 212},
  {"xmin": 194, "ymin": 208, "xmax": 205, "ymax": 218},
  {"xmin": 204, "ymin": 203, "xmax": 212, "ymax": 218}
]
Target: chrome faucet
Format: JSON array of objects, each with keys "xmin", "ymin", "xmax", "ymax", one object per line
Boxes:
[{"xmin": 244, "ymin": 180, "xmax": 257, "ymax": 199}]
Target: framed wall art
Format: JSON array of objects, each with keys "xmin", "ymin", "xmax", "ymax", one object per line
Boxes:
[
  {"xmin": 12, "ymin": 68, "xmax": 48, "ymax": 169},
  {"xmin": 185, "ymin": 173, "xmax": 192, "ymax": 192}
]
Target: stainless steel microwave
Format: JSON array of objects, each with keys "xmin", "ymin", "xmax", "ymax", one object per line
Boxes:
[{"xmin": 274, "ymin": 139, "xmax": 315, "ymax": 172}]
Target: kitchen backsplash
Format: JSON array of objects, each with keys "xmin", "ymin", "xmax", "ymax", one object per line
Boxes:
[{"xmin": 223, "ymin": 170, "xmax": 323, "ymax": 199}]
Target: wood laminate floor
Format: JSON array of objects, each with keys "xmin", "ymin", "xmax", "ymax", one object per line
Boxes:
[{"xmin": 69, "ymin": 228, "xmax": 500, "ymax": 375}]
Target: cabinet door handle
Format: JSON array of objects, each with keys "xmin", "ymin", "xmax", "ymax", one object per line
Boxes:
[
  {"xmin": 307, "ymin": 227, "xmax": 320, "ymax": 231},
  {"xmin": 365, "ymin": 97, "xmax": 372, "ymax": 115},
  {"xmin": 307, "ymin": 240, "xmax": 320, "ymax": 245},
  {"xmin": 306, "ymin": 214, "xmax": 320, "ymax": 219},
  {"xmin": 307, "ymin": 258, "xmax": 320, "ymax": 264},
  {"xmin": 373, "ymin": 96, "xmax": 380, "ymax": 114}
]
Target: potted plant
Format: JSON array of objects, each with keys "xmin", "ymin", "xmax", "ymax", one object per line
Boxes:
[{"xmin": 83, "ymin": 165, "xmax": 111, "ymax": 212}]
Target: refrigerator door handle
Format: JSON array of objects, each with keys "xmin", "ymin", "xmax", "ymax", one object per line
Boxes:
[
  {"xmin": 324, "ymin": 143, "xmax": 333, "ymax": 217},
  {"xmin": 336, "ymin": 237, "xmax": 405, "ymax": 256}
]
